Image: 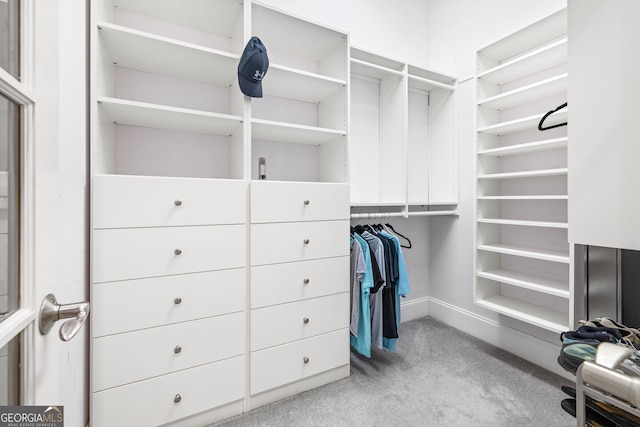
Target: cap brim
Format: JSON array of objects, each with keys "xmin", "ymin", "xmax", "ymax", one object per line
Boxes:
[{"xmin": 238, "ymin": 72, "xmax": 263, "ymax": 98}]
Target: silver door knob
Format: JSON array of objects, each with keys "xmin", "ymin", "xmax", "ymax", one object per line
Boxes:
[
  {"xmin": 174, "ymin": 199, "xmax": 182, "ymax": 206},
  {"xmin": 39, "ymin": 294, "xmax": 90, "ymax": 342},
  {"xmin": 303, "ymin": 239, "xmax": 310, "ymax": 245},
  {"xmin": 174, "ymin": 394, "xmax": 182, "ymax": 403},
  {"xmin": 174, "ymin": 297, "xmax": 182, "ymax": 305},
  {"xmin": 303, "ymin": 200, "xmax": 310, "ymax": 205},
  {"xmin": 174, "ymin": 345, "xmax": 182, "ymax": 354},
  {"xmin": 303, "ymin": 317, "xmax": 309, "ymax": 324},
  {"xmin": 303, "ymin": 278, "xmax": 310, "ymax": 285},
  {"xmin": 174, "ymin": 248, "xmax": 182, "ymax": 255},
  {"xmin": 303, "ymin": 356, "xmax": 310, "ymax": 364}
]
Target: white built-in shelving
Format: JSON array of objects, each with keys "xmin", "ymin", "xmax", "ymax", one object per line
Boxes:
[
  {"xmin": 474, "ymin": 8, "xmax": 571, "ymax": 334},
  {"xmin": 90, "ymin": 1, "xmax": 350, "ymax": 426},
  {"xmin": 349, "ymin": 47, "xmax": 458, "ymax": 216}
]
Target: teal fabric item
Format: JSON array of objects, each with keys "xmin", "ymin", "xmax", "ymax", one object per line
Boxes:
[{"xmin": 351, "ymin": 233, "xmax": 374, "ymax": 357}]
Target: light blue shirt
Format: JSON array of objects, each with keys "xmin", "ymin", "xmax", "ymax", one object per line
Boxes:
[{"xmin": 350, "ymin": 233, "xmax": 373, "ymax": 357}]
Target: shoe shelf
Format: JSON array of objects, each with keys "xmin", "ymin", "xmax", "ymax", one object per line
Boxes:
[
  {"xmin": 477, "ymin": 109, "xmax": 567, "ymax": 135},
  {"xmin": 474, "ymin": 295, "xmax": 569, "ymax": 334},
  {"xmin": 474, "ymin": 9, "xmax": 570, "ymax": 333},
  {"xmin": 477, "ymin": 73, "xmax": 567, "ymax": 110},
  {"xmin": 478, "ymin": 38, "xmax": 567, "ymax": 84},
  {"xmin": 477, "ymin": 269, "xmax": 569, "ymax": 299},
  {"xmin": 477, "ymin": 243, "xmax": 570, "ymax": 263},
  {"xmin": 477, "ymin": 136, "xmax": 567, "ymax": 157}
]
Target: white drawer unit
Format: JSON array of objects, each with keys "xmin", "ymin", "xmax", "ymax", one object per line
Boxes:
[
  {"xmin": 93, "ymin": 312, "xmax": 245, "ymax": 391},
  {"xmin": 93, "ymin": 175, "xmax": 247, "ymax": 229},
  {"xmin": 251, "ymin": 292, "xmax": 349, "ymax": 351},
  {"xmin": 93, "ymin": 224, "xmax": 245, "ymax": 282},
  {"xmin": 251, "ymin": 257, "xmax": 349, "ymax": 309},
  {"xmin": 251, "ymin": 181, "xmax": 349, "ymax": 223},
  {"xmin": 250, "ymin": 329, "xmax": 350, "ymax": 395},
  {"xmin": 250, "ymin": 220, "xmax": 349, "ymax": 266},
  {"xmin": 92, "ymin": 356, "xmax": 245, "ymax": 427},
  {"xmin": 93, "ymin": 268, "xmax": 245, "ymax": 337}
]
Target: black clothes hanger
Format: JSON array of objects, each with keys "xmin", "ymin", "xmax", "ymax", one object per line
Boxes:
[
  {"xmin": 385, "ymin": 223, "xmax": 412, "ymax": 249},
  {"xmin": 538, "ymin": 102, "xmax": 567, "ymax": 131}
]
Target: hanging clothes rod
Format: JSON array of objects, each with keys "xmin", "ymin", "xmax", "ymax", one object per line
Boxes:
[
  {"xmin": 350, "ymin": 58, "xmax": 404, "ymax": 77},
  {"xmin": 350, "ymin": 210, "xmax": 458, "ymax": 219}
]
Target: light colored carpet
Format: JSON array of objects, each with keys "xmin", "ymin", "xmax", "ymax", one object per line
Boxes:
[{"xmin": 211, "ymin": 316, "xmax": 575, "ymax": 426}]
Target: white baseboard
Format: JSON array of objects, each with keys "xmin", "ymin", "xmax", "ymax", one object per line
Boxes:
[
  {"xmin": 427, "ymin": 297, "xmax": 573, "ymax": 381},
  {"xmin": 400, "ymin": 297, "xmax": 429, "ymax": 323}
]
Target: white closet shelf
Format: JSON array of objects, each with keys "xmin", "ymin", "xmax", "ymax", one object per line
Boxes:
[
  {"xmin": 478, "ymin": 38, "xmax": 567, "ymax": 84},
  {"xmin": 478, "ymin": 195, "xmax": 568, "ymax": 200},
  {"xmin": 251, "ymin": 119, "xmax": 345, "ymax": 145},
  {"xmin": 477, "ymin": 269, "xmax": 570, "ymax": 299},
  {"xmin": 253, "ymin": 5, "xmax": 347, "ymax": 68},
  {"xmin": 478, "ymin": 73, "xmax": 567, "ymax": 110},
  {"xmin": 350, "ymin": 58, "xmax": 404, "ymax": 79},
  {"xmin": 475, "ymin": 295, "xmax": 568, "ymax": 333},
  {"xmin": 477, "ymin": 243, "xmax": 570, "ymax": 263},
  {"xmin": 98, "ymin": 22, "xmax": 239, "ymax": 86},
  {"xmin": 477, "ymin": 9, "xmax": 567, "ymax": 63},
  {"xmin": 263, "ymin": 64, "xmax": 346, "ymax": 104},
  {"xmin": 478, "ymin": 137, "xmax": 567, "ymax": 157},
  {"xmin": 113, "ymin": 0, "xmax": 242, "ymax": 37},
  {"xmin": 478, "ymin": 109, "xmax": 567, "ymax": 135},
  {"xmin": 478, "ymin": 218, "xmax": 568, "ymax": 229},
  {"xmin": 477, "ymin": 168, "xmax": 567, "ymax": 180},
  {"xmin": 98, "ymin": 97, "xmax": 242, "ymax": 136},
  {"xmin": 408, "ymin": 74, "xmax": 455, "ymax": 92}
]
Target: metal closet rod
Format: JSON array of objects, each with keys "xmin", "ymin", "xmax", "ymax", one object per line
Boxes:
[{"xmin": 350, "ymin": 210, "xmax": 458, "ymax": 219}]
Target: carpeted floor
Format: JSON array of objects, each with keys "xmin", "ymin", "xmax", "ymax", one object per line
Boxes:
[{"xmin": 211, "ymin": 316, "xmax": 576, "ymax": 426}]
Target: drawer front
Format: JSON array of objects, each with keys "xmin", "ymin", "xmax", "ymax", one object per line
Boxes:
[
  {"xmin": 92, "ymin": 268, "xmax": 245, "ymax": 337},
  {"xmin": 251, "ymin": 329, "xmax": 349, "ymax": 395},
  {"xmin": 93, "ymin": 224, "xmax": 245, "ymax": 283},
  {"xmin": 92, "ymin": 312, "xmax": 244, "ymax": 392},
  {"xmin": 251, "ymin": 181, "xmax": 349, "ymax": 223},
  {"xmin": 93, "ymin": 175, "xmax": 247, "ymax": 229},
  {"xmin": 251, "ymin": 257, "xmax": 349, "ymax": 308},
  {"xmin": 92, "ymin": 355, "xmax": 244, "ymax": 427},
  {"xmin": 251, "ymin": 220, "xmax": 349, "ymax": 266},
  {"xmin": 251, "ymin": 293, "xmax": 349, "ymax": 351}
]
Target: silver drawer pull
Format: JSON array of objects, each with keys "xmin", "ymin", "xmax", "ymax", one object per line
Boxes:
[
  {"xmin": 174, "ymin": 297, "xmax": 182, "ymax": 305},
  {"xmin": 303, "ymin": 356, "xmax": 310, "ymax": 364},
  {"xmin": 174, "ymin": 394, "xmax": 182, "ymax": 404},
  {"xmin": 303, "ymin": 239, "xmax": 310, "ymax": 245},
  {"xmin": 174, "ymin": 345, "xmax": 182, "ymax": 354},
  {"xmin": 303, "ymin": 317, "xmax": 309, "ymax": 324},
  {"xmin": 303, "ymin": 200, "xmax": 310, "ymax": 205},
  {"xmin": 174, "ymin": 248, "xmax": 182, "ymax": 256},
  {"xmin": 303, "ymin": 278, "xmax": 310, "ymax": 285},
  {"xmin": 174, "ymin": 200, "xmax": 182, "ymax": 206}
]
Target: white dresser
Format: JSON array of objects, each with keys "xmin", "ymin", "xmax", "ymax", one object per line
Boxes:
[
  {"xmin": 91, "ymin": 175, "xmax": 247, "ymax": 427},
  {"xmin": 249, "ymin": 181, "xmax": 351, "ymax": 403}
]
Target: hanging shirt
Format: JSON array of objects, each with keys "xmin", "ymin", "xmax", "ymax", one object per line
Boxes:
[
  {"xmin": 350, "ymin": 236, "xmax": 366, "ymax": 337},
  {"xmin": 350, "ymin": 233, "xmax": 373, "ymax": 357},
  {"xmin": 380, "ymin": 230, "xmax": 411, "ymax": 352},
  {"xmin": 361, "ymin": 230, "xmax": 385, "ymax": 350}
]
